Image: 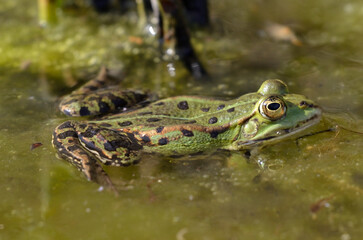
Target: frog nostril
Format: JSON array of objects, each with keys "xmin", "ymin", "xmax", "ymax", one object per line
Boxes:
[
  {"xmin": 79, "ymin": 107, "xmax": 91, "ymax": 116},
  {"xmin": 299, "ymin": 101, "xmax": 314, "ymax": 108}
]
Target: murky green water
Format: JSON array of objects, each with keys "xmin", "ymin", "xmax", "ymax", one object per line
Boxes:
[{"xmin": 1, "ymin": 1, "xmax": 362, "ymax": 239}]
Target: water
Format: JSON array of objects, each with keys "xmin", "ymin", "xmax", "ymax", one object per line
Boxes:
[{"xmin": 0, "ymin": 1, "xmax": 362, "ymax": 239}]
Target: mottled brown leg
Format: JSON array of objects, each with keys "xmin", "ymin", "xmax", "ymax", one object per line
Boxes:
[
  {"xmin": 52, "ymin": 121, "xmax": 117, "ymax": 193},
  {"xmin": 59, "ymin": 67, "xmax": 149, "ymax": 117}
]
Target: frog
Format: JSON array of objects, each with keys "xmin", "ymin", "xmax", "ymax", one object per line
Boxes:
[{"xmin": 52, "ymin": 68, "xmax": 321, "ymax": 189}]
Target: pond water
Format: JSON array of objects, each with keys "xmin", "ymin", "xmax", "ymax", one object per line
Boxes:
[{"xmin": 0, "ymin": 1, "xmax": 362, "ymax": 239}]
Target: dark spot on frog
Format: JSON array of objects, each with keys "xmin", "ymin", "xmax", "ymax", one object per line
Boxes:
[
  {"xmin": 147, "ymin": 118, "xmax": 161, "ymax": 122},
  {"xmin": 103, "ymin": 133, "xmax": 143, "ymax": 152},
  {"xmin": 82, "ymin": 127, "xmax": 100, "ymax": 138},
  {"xmin": 158, "ymin": 137, "xmax": 168, "ymax": 145},
  {"xmin": 111, "ymin": 96, "xmax": 127, "ymax": 109},
  {"xmin": 217, "ymin": 104, "xmax": 225, "ymax": 110},
  {"xmin": 227, "ymin": 107, "xmax": 235, "ymax": 112},
  {"xmin": 209, "ymin": 127, "xmax": 229, "ymax": 138},
  {"xmin": 79, "ymin": 107, "xmax": 91, "ymax": 116},
  {"xmin": 99, "ymin": 101, "xmax": 110, "ymax": 113},
  {"xmin": 57, "ymin": 130, "xmax": 78, "ymax": 139},
  {"xmin": 201, "ymin": 107, "xmax": 210, "ymax": 112},
  {"xmin": 208, "ymin": 117, "xmax": 218, "ymax": 124},
  {"xmin": 177, "ymin": 101, "xmax": 189, "ymax": 110},
  {"xmin": 103, "ymin": 141, "xmax": 117, "ymax": 151},
  {"xmin": 209, "ymin": 131, "xmax": 219, "ymax": 138},
  {"xmin": 67, "ymin": 145, "xmax": 82, "ymax": 152},
  {"xmin": 119, "ymin": 121, "xmax": 133, "ymax": 127},
  {"xmin": 138, "ymin": 111, "xmax": 153, "ymax": 116},
  {"xmin": 184, "ymin": 120, "xmax": 197, "ymax": 124},
  {"xmin": 100, "ymin": 123, "xmax": 112, "ymax": 127},
  {"xmin": 181, "ymin": 129, "xmax": 194, "ymax": 137},
  {"xmin": 141, "ymin": 135, "xmax": 151, "ymax": 143},
  {"xmin": 83, "ymin": 140, "xmax": 96, "ymax": 150},
  {"xmin": 79, "ymin": 123, "xmax": 87, "ymax": 129},
  {"xmin": 156, "ymin": 126, "xmax": 164, "ymax": 133}
]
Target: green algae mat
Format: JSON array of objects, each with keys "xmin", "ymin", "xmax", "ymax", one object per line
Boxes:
[{"xmin": 0, "ymin": 1, "xmax": 362, "ymax": 239}]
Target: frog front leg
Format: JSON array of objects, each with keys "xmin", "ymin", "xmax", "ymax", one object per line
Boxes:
[{"xmin": 52, "ymin": 121, "xmax": 117, "ymax": 189}]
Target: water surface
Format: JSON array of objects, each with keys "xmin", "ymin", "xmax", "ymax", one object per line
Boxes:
[{"xmin": 0, "ymin": 1, "xmax": 362, "ymax": 239}]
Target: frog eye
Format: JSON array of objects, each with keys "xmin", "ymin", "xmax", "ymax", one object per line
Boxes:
[{"xmin": 259, "ymin": 96, "xmax": 286, "ymax": 121}]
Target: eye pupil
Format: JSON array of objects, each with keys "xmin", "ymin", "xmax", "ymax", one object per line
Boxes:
[
  {"xmin": 268, "ymin": 103, "xmax": 280, "ymax": 111},
  {"xmin": 259, "ymin": 96, "xmax": 286, "ymax": 121}
]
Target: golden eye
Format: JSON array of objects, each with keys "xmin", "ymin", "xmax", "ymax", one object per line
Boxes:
[{"xmin": 259, "ymin": 96, "xmax": 286, "ymax": 121}]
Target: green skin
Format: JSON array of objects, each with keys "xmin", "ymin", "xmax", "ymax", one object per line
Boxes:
[{"xmin": 53, "ymin": 69, "xmax": 321, "ymax": 188}]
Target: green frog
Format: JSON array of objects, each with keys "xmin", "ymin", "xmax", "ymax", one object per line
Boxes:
[{"xmin": 52, "ymin": 68, "xmax": 321, "ymax": 188}]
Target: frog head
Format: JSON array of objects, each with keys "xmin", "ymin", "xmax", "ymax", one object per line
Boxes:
[{"xmin": 236, "ymin": 79, "xmax": 321, "ymax": 148}]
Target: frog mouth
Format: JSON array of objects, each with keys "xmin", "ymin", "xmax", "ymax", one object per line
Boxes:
[{"xmin": 238, "ymin": 112, "xmax": 322, "ymax": 147}]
